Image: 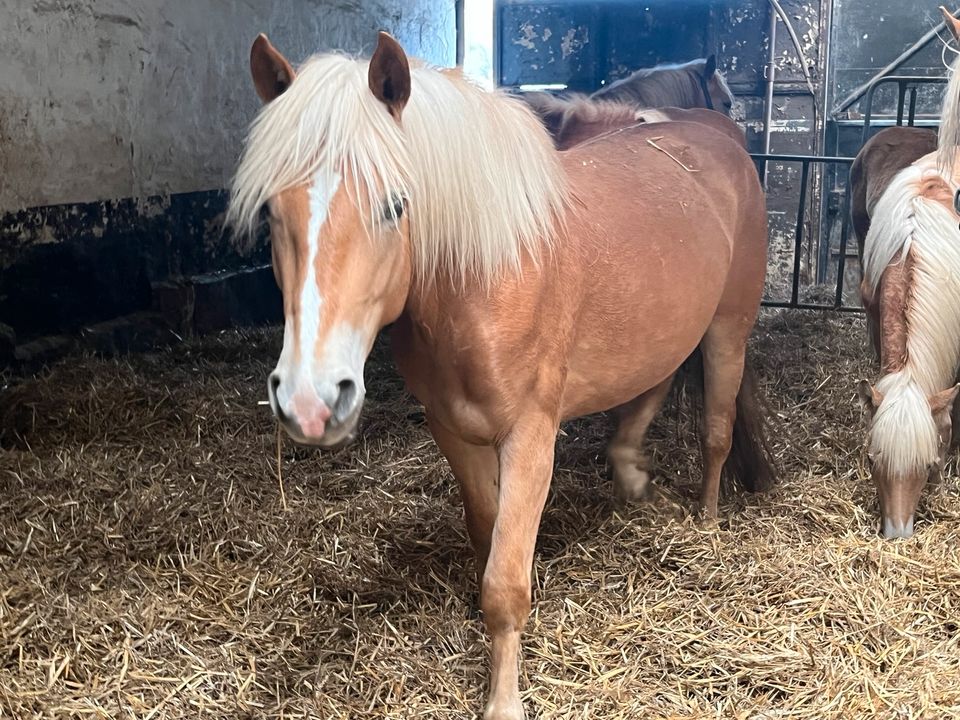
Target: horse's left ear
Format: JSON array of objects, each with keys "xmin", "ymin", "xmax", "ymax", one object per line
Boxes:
[
  {"xmin": 704, "ymin": 54, "xmax": 717, "ymax": 77},
  {"xmin": 368, "ymin": 31, "xmax": 411, "ymax": 120},
  {"xmin": 941, "ymin": 7, "xmax": 960, "ymax": 43},
  {"xmin": 250, "ymin": 33, "xmax": 295, "ymax": 104}
]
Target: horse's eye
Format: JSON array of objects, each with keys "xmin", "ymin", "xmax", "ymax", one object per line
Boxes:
[{"xmin": 383, "ymin": 194, "xmax": 404, "ymax": 222}]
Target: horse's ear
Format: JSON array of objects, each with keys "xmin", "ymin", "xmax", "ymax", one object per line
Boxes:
[
  {"xmin": 250, "ymin": 33, "xmax": 295, "ymax": 104},
  {"xmin": 929, "ymin": 383, "xmax": 960, "ymax": 416},
  {"xmin": 858, "ymin": 380, "xmax": 883, "ymax": 420},
  {"xmin": 368, "ymin": 31, "xmax": 411, "ymax": 120},
  {"xmin": 704, "ymin": 54, "xmax": 717, "ymax": 77},
  {"xmin": 941, "ymin": 7, "xmax": 960, "ymax": 42}
]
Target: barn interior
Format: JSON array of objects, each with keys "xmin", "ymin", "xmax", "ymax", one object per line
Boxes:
[{"xmin": 2, "ymin": 2, "xmax": 960, "ymax": 718}]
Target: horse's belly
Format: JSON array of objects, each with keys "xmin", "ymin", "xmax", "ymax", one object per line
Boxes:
[
  {"xmin": 558, "ymin": 225, "xmax": 730, "ymax": 419},
  {"xmin": 560, "ymin": 296, "xmax": 719, "ymax": 419}
]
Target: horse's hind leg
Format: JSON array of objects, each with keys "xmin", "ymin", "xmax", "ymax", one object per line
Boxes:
[
  {"xmin": 607, "ymin": 374, "xmax": 674, "ymax": 503},
  {"xmin": 698, "ymin": 318, "xmax": 749, "ymax": 519}
]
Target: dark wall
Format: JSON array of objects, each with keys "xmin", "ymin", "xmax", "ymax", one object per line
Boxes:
[{"xmin": 497, "ymin": 0, "xmax": 716, "ymax": 92}]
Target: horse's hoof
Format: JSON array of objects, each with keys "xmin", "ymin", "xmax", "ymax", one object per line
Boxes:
[
  {"xmin": 613, "ymin": 467, "xmax": 653, "ymax": 504},
  {"xmin": 484, "ymin": 698, "xmax": 525, "ymax": 720},
  {"xmin": 697, "ymin": 506, "xmax": 719, "ymax": 528}
]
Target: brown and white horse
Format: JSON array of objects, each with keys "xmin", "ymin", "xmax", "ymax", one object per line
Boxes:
[
  {"xmin": 521, "ymin": 55, "xmax": 734, "ymax": 142},
  {"xmin": 229, "ymin": 33, "xmax": 773, "ymax": 719},
  {"xmin": 857, "ymin": 7, "xmax": 960, "ymax": 539}
]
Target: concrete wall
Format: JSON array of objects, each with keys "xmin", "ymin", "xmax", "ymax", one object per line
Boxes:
[{"xmin": 0, "ymin": 0, "xmax": 455, "ymax": 213}]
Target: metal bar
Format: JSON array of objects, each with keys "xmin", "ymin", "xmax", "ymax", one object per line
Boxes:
[
  {"xmin": 816, "ymin": 181, "xmax": 838, "ymax": 285},
  {"xmin": 896, "ymin": 82, "xmax": 907, "ymax": 125},
  {"xmin": 761, "ymin": 6, "xmax": 778, "ymax": 187},
  {"xmin": 455, "ymin": 0, "xmax": 465, "ymax": 67},
  {"xmin": 908, "ymin": 85, "xmax": 919, "ymax": 126},
  {"xmin": 832, "ymin": 8, "xmax": 960, "ymax": 115},
  {"xmin": 834, "ymin": 184, "xmax": 853, "ymax": 309},
  {"xmin": 860, "ymin": 76, "xmax": 948, "ymax": 144},
  {"xmin": 750, "ymin": 153, "xmax": 854, "ymax": 163},
  {"xmin": 861, "ymin": 81, "xmax": 878, "ymax": 145},
  {"xmin": 790, "ymin": 161, "xmax": 811, "ymax": 307},
  {"xmin": 761, "ymin": 301, "xmax": 865, "ymax": 312}
]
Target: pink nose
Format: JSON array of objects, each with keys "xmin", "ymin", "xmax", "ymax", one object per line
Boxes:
[{"xmin": 289, "ymin": 394, "xmax": 333, "ymax": 438}]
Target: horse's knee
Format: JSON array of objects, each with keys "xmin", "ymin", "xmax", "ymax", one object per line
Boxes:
[
  {"xmin": 703, "ymin": 415, "xmax": 734, "ymax": 449},
  {"xmin": 481, "ymin": 571, "xmax": 531, "ymax": 633}
]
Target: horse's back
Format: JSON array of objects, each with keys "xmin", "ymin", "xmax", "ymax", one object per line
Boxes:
[
  {"xmin": 636, "ymin": 107, "xmax": 746, "ymax": 148},
  {"xmin": 851, "ymin": 126, "xmax": 938, "ymax": 256},
  {"xmin": 556, "ymin": 120, "xmax": 767, "ymax": 417},
  {"xmin": 563, "ymin": 119, "xmax": 762, "ymax": 245}
]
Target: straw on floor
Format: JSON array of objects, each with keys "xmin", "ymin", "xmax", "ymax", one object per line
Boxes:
[{"xmin": 2, "ymin": 309, "xmax": 960, "ymax": 719}]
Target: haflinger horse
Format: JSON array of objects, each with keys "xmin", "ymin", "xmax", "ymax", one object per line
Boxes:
[
  {"xmin": 856, "ymin": 6, "xmax": 960, "ymax": 540},
  {"xmin": 521, "ymin": 55, "xmax": 734, "ymax": 142},
  {"xmin": 229, "ymin": 32, "xmax": 774, "ymax": 719}
]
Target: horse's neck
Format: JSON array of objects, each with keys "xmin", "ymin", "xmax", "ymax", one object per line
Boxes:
[
  {"xmin": 877, "ymin": 249, "xmax": 910, "ymax": 377},
  {"xmin": 598, "ymin": 70, "xmax": 695, "ymax": 108},
  {"xmin": 878, "ymin": 245, "xmax": 960, "ymax": 395}
]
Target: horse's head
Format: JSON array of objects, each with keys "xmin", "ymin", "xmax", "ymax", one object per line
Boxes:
[
  {"xmin": 700, "ymin": 55, "xmax": 734, "ymax": 115},
  {"xmin": 859, "ymin": 379, "xmax": 959, "ymax": 538},
  {"xmin": 243, "ymin": 33, "xmax": 414, "ymax": 447}
]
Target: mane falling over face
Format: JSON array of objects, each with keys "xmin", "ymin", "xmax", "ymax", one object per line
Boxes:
[{"xmin": 227, "ymin": 33, "xmax": 568, "ymax": 447}]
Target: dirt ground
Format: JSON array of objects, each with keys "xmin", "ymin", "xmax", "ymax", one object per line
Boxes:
[{"xmin": 2, "ymin": 309, "xmax": 959, "ymax": 719}]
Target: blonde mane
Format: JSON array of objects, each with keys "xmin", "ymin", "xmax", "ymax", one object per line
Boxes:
[
  {"xmin": 938, "ymin": 37, "xmax": 960, "ymax": 174},
  {"xmin": 862, "ymin": 157, "xmax": 960, "ymax": 474},
  {"xmin": 227, "ymin": 52, "xmax": 569, "ymax": 285}
]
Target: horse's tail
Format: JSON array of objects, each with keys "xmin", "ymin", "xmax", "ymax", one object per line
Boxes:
[
  {"xmin": 727, "ymin": 360, "xmax": 777, "ymax": 492},
  {"xmin": 680, "ymin": 349, "xmax": 777, "ymax": 493}
]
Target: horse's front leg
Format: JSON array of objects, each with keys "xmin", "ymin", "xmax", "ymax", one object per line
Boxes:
[{"xmin": 482, "ymin": 412, "xmax": 557, "ymax": 720}]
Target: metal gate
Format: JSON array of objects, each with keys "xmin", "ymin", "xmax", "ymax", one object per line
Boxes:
[{"xmin": 752, "ymin": 152, "xmax": 857, "ymax": 312}]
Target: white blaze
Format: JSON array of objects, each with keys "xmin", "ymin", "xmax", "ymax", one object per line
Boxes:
[{"xmin": 274, "ymin": 168, "xmax": 341, "ymax": 411}]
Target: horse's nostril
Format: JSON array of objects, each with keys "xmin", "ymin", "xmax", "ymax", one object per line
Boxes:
[
  {"xmin": 335, "ymin": 379, "xmax": 358, "ymax": 419},
  {"xmin": 268, "ymin": 373, "xmax": 287, "ymax": 421}
]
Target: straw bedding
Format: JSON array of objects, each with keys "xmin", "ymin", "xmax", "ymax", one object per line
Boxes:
[{"xmin": 2, "ymin": 309, "xmax": 960, "ymax": 719}]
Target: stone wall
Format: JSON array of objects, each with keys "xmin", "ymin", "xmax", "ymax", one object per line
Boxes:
[{"xmin": 0, "ymin": 0, "xmax": 455, "ymax": 358}]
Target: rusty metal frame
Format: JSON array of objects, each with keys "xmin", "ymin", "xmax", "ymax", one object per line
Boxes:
[{"xmin": 751, "ymin": 152, "xmax": 860, "ymax": 312}]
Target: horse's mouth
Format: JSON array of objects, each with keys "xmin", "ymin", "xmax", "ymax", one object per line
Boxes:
[{"xmin": 284, "ymin": 404, "xmax": 363, "ymax": 450}]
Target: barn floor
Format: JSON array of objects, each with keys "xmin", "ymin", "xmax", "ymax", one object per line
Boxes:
[{"xmin": 2, "ymin": 310, "xmax": 960, "ymax": 719}]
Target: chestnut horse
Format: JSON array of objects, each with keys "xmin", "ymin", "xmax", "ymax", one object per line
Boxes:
[
  {"xmin": 521, "ymin": 55, "xmax": 734, "ymax": 142},
  {"xmin": 857, "ymin": 7, "xmax": 960, "ymax": 539},
  {"xmin": 229, "ymin": 33, "xmax": 774, "ymax": 719}
]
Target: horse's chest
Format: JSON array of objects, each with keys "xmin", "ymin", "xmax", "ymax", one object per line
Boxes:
[{"xmin": 390, "ymin": 318, "xmax": 511, "ymax": 444}]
